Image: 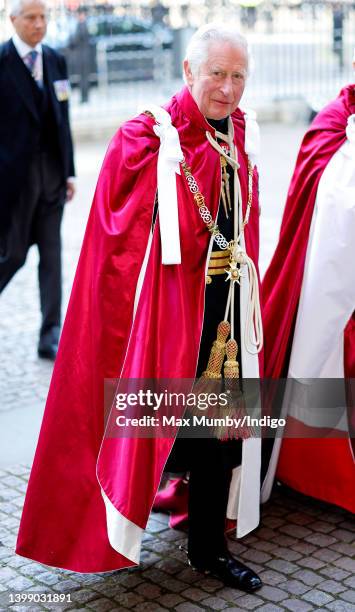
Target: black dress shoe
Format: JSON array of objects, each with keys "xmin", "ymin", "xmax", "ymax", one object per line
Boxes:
[
  {"xmin": 189, "ymin": 551, "xmax": 262, "ymax": 592},
  {"xmin": 38, "ymin": 343, "xmax": 58, "ymax": 361},
  {"xmin": 38, "ymin": 327, "xmax": 60, "ymax": 360}
]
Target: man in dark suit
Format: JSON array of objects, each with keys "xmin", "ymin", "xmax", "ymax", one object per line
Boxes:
[{"xmin": 0, "ymin": 0, "xmax": 75, "ymax": 360}]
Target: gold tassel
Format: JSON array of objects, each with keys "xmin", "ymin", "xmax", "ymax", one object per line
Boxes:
[
  {"xmin": 214, "ymin": 339, "xmax": 243, "ymax": 440},
  {"xmin": 193, "ymin": 322, "xmax": 252, "ymax": 441},
  {"xmin": 224, "ymin": 339, "xmax": 239, "ymax": 379},
  {"xmin": 202, "ymin": 320, "xmax": 230, "ymax": 379}
]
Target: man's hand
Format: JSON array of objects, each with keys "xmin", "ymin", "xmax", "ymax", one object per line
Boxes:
[{"xmin": 66, "ymin": 179, "xmax": 76, "ymax": 202}]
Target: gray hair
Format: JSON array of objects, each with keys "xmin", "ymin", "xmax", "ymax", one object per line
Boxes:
[
  {"xmin": 184, "ymin": 23, "xmax": 250, "ymax": 78},
  {"xmin": 9, "ymin": 0, "xmax": 47, "ymax": 16}
]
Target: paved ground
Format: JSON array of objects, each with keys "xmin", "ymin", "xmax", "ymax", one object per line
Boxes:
[
  {"xmin": 0, "ymin": 123, "xmax": 354, "ymax": 611},
  {"xmin": 0, "ymin": 468, "xmax": 355, "ymax": 612}
]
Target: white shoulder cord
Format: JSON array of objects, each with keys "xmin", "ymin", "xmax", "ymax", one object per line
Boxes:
[{"xmin": 142, "ymin": 104, "xmax": 183, "ymax": 265}]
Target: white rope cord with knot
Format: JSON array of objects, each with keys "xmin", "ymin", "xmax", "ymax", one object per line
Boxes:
[
  {"xmin": 232, "ymin": 244, "xmax": 263, "ymax": 355},
  {"xmin": 205, "ymin": 127, "xmax": 263, "ymax": 354}
]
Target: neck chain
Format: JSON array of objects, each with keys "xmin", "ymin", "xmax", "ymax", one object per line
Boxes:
[{"xmin": 180, "ymin": 154, "xmax": 254, "ymax": 260}]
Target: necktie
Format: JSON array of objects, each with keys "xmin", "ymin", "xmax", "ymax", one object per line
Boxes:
[{"xmin": 24, "ymin": 50, "xmax": 38, "ymax": 76}]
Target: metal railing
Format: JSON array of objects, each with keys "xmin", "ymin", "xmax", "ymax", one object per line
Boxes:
[{"xmin": 1, "ymin": 1, "xmax": 354, "ymax": 123}]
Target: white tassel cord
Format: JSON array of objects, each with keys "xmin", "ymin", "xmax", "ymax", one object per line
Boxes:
[{"xmin": 206, "ymin": 129, "xmax": 263, "ymax": 354}]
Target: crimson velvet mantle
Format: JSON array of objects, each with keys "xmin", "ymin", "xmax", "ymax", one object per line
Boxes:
[
  {"xmin": 262, "ymin": 85, "xmax": 355, "ymax": 513},
  {"xmin": 16, "ymin": 86, "xmax": 261, "ymax": 572}
]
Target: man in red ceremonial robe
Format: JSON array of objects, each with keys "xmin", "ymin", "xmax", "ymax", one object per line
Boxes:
[
  {"xmin": 16, "ymin": 24, "xmax": 264, "ymax": 591},
  {"xmin": 262, "ymin": 77, "xmax": 355, "ymax": 513}
]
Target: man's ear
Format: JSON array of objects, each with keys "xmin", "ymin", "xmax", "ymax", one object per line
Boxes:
[{"xmin": 183, "ymin": 59, "xmax": 193, "ymax": 87}]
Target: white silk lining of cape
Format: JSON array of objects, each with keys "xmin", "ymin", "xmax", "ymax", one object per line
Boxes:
[
  {"xmin": 99, "ymin": 231, "xmax": 154, "ymax": 563},
  {"xmin": 226, "ymin": 195, "xmax": 261, "ymax": 537},
  {"xmin": 261, "ymin": 127, "xmax": 355, "ymax": 503},
  {"xmin": 101, "ymin": 489, "xmax": 142, "ymax": 564}
]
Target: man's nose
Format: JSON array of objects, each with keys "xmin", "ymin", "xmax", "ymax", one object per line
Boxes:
[{"xmin": 220, "ymin": 77, "xmax": 233, "ymax": 97}]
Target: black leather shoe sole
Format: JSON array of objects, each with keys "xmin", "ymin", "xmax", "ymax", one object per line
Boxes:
[
  {"xmin": 189, "ymin": 556, "xmax": 262, "ymax": 593},
  {"xmin": 38, "ymin": 346, "xmax": 57, "ymax": 361}
]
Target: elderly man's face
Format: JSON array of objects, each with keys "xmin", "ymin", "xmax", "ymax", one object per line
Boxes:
[
  {"xmin": 184, "ymin": 41, "xmax": 248, "ymax": 120},
  {"xmin": 11, "ymin": 0, "xmax": 47, "ymax": 47}
]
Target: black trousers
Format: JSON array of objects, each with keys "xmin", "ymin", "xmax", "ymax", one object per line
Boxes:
[
  {"xmin": 165, "ymin": 271, "xmax": 243, "ymax": 562},
  {"xmin": 165, "ymin": 435, "xmax": 242, "ymax": 562},
  {"xmin": 0, "ymin": 152, "xmax": 65, "ymax": 339}
]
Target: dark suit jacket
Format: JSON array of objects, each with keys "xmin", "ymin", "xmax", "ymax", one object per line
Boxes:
[{"xmin": 0, "ymin": 39, "xmax": 75, "ymax": 235}]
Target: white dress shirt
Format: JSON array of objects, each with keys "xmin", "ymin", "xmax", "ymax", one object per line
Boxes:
[{"xmin": 12, "ymin": 32, "xmax": 43, "ymax": 84}]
